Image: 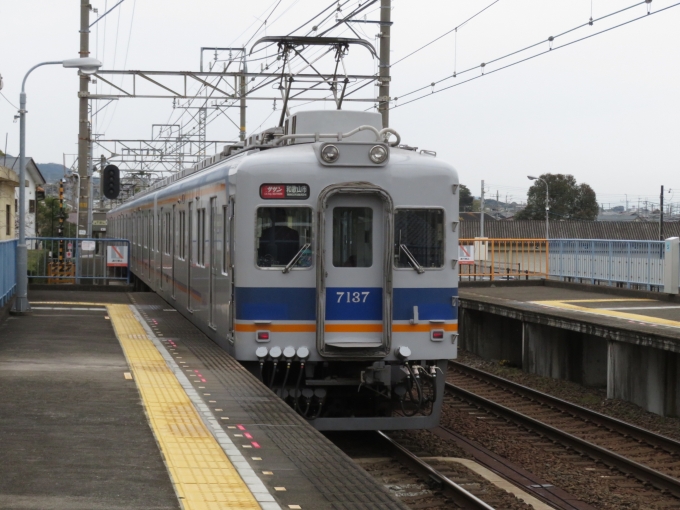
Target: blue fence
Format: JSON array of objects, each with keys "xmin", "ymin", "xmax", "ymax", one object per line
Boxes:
[
  {"xmin": 26, "ymin": 237, "xmax": 130, "ymax": 285},
  {"xmin": 0, "ymin": 239, "xmax": 17, "ymax": 307},
  {"xmin": 549, "ymin": 239, "xmax": 665, "ymax": 290}
]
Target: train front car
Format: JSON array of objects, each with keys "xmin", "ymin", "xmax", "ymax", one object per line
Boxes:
[{"xmin": 236, "ymin": 111, "xmax": 459, "ymax": 430}]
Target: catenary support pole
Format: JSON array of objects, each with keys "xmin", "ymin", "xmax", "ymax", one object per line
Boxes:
[
  {"xmin": 378, "ymin": 0, "xmax": 391, "ymax": 128},
  {"xmin": 240, "ymin": 55, "xmax": 247, "ymax": 142},
  {"xmin": 480, "ymin": 180, "xmax": 485, "ymax": 238},
  {"xmin": 660, "ymin": 185, "xmax": 664, "ymax": 240},
  {"xmin": 77, "ymin": 0, "xmax": 91, "ymax": 239}
]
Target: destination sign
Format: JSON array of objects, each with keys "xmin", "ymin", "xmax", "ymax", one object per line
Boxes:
[{"xmin": 260, "ymin": 183, "xmax": 310, "ymax": 200}]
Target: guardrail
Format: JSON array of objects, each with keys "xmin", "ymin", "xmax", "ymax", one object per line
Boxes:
[
  {"xmin": 458, "ymin": 238, "xmax": 549, "ymax": 281},
  {"xmin": 548, "ymin": 239, "xmax": 665, "ymax": 291},
  {"xmin": 26, "ymin": 237, "xmax": 130, "ymax": 285},
  {"xmin": 0, "ymin": 239, "xmax": 17, "ymax": 306}
]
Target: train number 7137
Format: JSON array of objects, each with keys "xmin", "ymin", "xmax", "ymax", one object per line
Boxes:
[{"xmin": 336, "ymin": 291, "xmax": 370, "ymax": 303}]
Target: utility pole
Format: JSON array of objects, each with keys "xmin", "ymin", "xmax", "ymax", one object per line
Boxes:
[
  {"xmin": 378, "ymin": 0, "xmax": 391, "ymax": 128},
  {"xmin": 480, "ymin": 180, "xmax": 485, "ymax": 237},
  {"xmin": 660, "ymin": 185, "xmax": 664, "ymax": 240},
  {"xmin": 77, "ymin": 0, "xmax": 91, "ymax": 239}
]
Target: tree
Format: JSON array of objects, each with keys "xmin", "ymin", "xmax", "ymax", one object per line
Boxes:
[
  {"xmin": 36, "ymin": 196, "xmax": 77, "ymax": 238},
  {"xmin": 459, "ymin": 184, "xmax": 474, "ymax": 211},
  {"xmin": 515, "ymin": 173, "xmax": 599, "ymax": 221}
]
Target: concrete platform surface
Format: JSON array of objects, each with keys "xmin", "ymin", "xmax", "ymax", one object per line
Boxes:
[
  {"xmin": 0, "ymin": 292, "xmax": 179, "ymax": 510},
  {"xmin": 0, "ymin": 290, "xmax": 407, "ymax": 510},
  {"xmin": 460, "ymin": 283, "xmax": 680, "ymax": 349}
]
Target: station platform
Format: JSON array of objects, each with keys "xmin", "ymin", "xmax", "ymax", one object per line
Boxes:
[
  {"xmin": 0, "ymin": 290, "xmax": 406, "ymax": 510},
  {"xmin": 460, "ymin": 280, "xmax": 680, "ymax": 348}
]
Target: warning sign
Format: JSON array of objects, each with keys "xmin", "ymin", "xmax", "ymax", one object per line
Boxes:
[
  {"xmin": 459, "ymin": 245, "xmax": 474, "ymax": 265},
  {"xmin": 107, "ymin": 246, "xmax": 128, "ymax": 267}
]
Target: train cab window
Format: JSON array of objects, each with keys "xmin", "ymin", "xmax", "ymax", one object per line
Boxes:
[
  {"xmin": 256, "ymin": 207, "xmax": 312, "ymax": 269},
  {"xmin": 394, "ymin": 209, "xmax": 444, "ymax": 269},
  {"xmin": 332, "ymin": 207, "xmax": 372, "ymax": 268}
]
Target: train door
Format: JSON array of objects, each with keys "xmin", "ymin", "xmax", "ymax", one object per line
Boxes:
[
  {"xmin": 159, "ymin": 208, "xmax": 164, "ymax": 290},
  {"xmin": 148, "ymin": 212, "xmax": 153, "ymax": 282},
  {"xmin": 319, "ymin": 191, "xmax": 392, "ymax": 356},
  {"xmin": 228, "ymin": 196, "xmax": 235, "ymax": 337},
  {"xmin": 172, "ymin": 205, "xmax": 176, "ymax": 299},
  {"xmin": 209, "ymin": 197, "xmax": 217, "ymax": 328},
  {"xmin": 187, "ymin": 202, "xmax": 193, "ymax": 311}
]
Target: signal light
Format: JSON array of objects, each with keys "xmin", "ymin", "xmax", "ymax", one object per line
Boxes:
[
  {"xmin": 256, "ymin": 331, "xmax": 270, "ymax": 342},
  {"xmin": 431, "ymin": 330, "xmax": 445, "ymax": 341},
  {"xmin": 103, "ymin": 164, "xmax": 120, "ymax": 199}
]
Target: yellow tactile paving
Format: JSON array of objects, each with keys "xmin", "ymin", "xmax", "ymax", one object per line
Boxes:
[
  {"xmin": 533, "ymin": 300, "xmax": 680, "ymax": 329},
  {"xmin": 107, "ymin": 304, "xmax": 260, "ymax": 510}
]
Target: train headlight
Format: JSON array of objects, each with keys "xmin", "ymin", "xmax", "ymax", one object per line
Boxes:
[
  {"xmin": 320, "ymin": 144, "xmax": 340, "ymax": 163},
  {"xmin": 369, "ymin": 145, "xmax": 388, "ymax": 164}
]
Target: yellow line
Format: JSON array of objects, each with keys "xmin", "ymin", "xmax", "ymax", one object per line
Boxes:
[
  {"xmin": 30, "ymin": 301, "xmax": 111, "ymax": 306},
  {"xmin": 107, "ymin": 304, "xmax": 260, "ymax": 510},
  {"xmin": 552, "ymin": 298, "xmax": 655, "ymax": 303},
  {"xmin": 532, "ymin": 300, "xmax": 680, "ymax": 329}
]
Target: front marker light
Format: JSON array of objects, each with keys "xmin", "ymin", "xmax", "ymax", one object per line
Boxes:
[
  {"xmin": 321, "ymin": 144, "xmax": 340, "ymax": 163},
  {"xmin": 369, "ymin": 145, "xmax": 388, "ymax": 164}
]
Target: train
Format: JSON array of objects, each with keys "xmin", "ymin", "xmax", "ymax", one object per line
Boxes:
[{"xmin": 108, "ymin": 109, "xmax": 460, "ymax": 430}]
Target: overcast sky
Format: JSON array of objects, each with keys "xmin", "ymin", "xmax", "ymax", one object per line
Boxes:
[{"xmin": 1, "ymin": 0, "xmax": 679, "ymax": 209}]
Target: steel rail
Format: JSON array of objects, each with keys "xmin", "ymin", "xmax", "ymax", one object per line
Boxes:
[
  {"xmin": 445, "ymin": 382, "xmax": 680, "ymax": 498},
  {"xmin": 450, "ymin": 361, "xmax": 680, "ymax": 454},
  {"xmin": 376, "ymin": 431, "xmax": 495, "ymax": 510}
]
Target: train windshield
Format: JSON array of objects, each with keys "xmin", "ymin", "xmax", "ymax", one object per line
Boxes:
[
  {"xmin": 394, "ymin": 209, "xmax": 444, "ymax": 269},
  {"xmin": 256, "ymin": 207, "xmax": 312, "ymax": 268}
]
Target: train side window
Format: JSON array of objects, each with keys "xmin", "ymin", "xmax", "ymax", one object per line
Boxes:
[
  {"xmin": 178, "ymin": 211, "xmax": 185, "ymax": 260},
  {"xmin": 255, "ymin": 207, "xmax": 312, "ymax": 269},
  {"xmin": 197, "ymin": 208, "xmax": 206, "ymax": 266},
  {"xmin": 394, "ymin": 208, "xmax": 445, "ymax": 269},
  {"xmin": 332, "ymin": 207, "xmax": 373, "ymax": 267}
]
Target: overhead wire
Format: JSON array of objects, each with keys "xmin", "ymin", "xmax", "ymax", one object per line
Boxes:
[
  {"xmin": 390, "ymin": 0, "xmax": 680, "ymax": 110},
  {"xmin": 390, "ymin": 0, "xmax": 502, "ymax": 68}
]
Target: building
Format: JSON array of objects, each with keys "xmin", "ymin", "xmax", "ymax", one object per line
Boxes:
[
  {"xmin": 3, "ymin": 156, "xmax": 46, "ymax": 239},
  {"xmin": 0, "ymin": 165, "xmax": 19, "ymax": 240}
]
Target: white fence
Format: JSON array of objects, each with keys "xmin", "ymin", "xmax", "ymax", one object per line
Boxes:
[{"xmin": 548, "ymin": 239, "xmax": 669, "ymax": 291}]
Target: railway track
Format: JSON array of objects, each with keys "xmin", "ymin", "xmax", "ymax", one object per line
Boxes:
[
  {"xmin": 331, "ymin": 430, "xmax": 533, "ymax": 509},
  {"xmin": 447, "ymin": 361, "xmax": 680, "ymax": 500}
]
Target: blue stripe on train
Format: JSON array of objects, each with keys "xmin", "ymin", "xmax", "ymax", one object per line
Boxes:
[
  {"xmin": 234, "ymin": 286, "xmax": 458, "ymax": 321},
  {"xmin": 235, "ymin": 287, "xmax": 316, "ymax": 320},
  {"xmin": 392, "ymin": 287, "xmax": 458, "ymax": 321}
]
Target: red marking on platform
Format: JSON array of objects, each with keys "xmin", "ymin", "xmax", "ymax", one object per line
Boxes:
[
  {"xmin": 237, "ymin": 425, "xmax": 246, "ymax": 431},
  {"xmin": 251, "ymin": 442, "xmax": 260, "ymax": 448},
  {"xmin": 200, "ymin": 378, "xmax": 206, "ymax": 382},
  {"xmin": 244, "ymin": 433, "xmax": 253, "ymax": 439}
]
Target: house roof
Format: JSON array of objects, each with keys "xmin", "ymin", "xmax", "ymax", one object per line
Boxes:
[
  {"xmin": 2, "ymin": 156, "xmax": 46, "ymax": 186},
  {"xmin": 459, "ymin": 212, "xmax": 497, "ymax": 222},
  {"xmin": 459, "ymin": 220, "xmax": 680, "ymax": 240}
]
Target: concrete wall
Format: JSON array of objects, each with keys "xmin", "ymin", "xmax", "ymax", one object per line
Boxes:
[
  {"xmin": 608, "ymin": 342, "xmax": 679, "ymax": 416},
  {"xmin": 460, "ymin": 305, "xmax": 678, "ymax": 416},
  {"xmin": 459, "ymin": 308, "xmax": 523, "ymax": 366},
  {"xmin": 523, "ymin": 322, "xmax": 607, "ymax": 388}
]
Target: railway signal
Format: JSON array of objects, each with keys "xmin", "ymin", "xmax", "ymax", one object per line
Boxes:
[{"xmin": 103, "ymin": 164, "xmax": 120, "ymax": 199}]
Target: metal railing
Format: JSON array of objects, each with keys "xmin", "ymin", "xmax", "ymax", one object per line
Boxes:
[
  {"xmin": 548, "ymin": 239, "xmax": 665, "ymax": 291},
  {"xmin": 458, "ymin": 238, "xmax": 549, "ymax": 281},
  {"xmin": 26, "ymin": 237, "xmax": 130, "ymax": 285},
  {"xmin": 0, "ymin": 239, "xmax": 17, "ymax": 306}
]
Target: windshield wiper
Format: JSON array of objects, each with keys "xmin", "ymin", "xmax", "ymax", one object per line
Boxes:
[
  {"xmin": 400, "ymin": 244, "xmax": 425, "ymax": 274},
  {"xmin": 282, "ymin": 243, "xmax": 310, "ymax": 274}
]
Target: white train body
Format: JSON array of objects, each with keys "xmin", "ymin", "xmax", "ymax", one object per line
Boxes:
[{"xmin": 108, "ymin": 110, "xmax": 459, "ymax": 430}]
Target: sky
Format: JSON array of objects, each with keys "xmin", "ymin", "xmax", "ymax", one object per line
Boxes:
[{"xmin": 1, "ymin": 0, "xmax": 679, "ymax": 210}]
